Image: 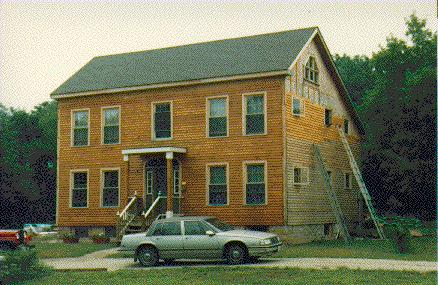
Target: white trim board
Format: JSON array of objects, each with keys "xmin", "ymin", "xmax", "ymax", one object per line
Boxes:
[
  {"xmin": 122, "ymin": 147, "xmax": 187, "ymax": 156},
  {"xmin": 51, "ymin": 70, "xmax": 291, "ymax": 99}
]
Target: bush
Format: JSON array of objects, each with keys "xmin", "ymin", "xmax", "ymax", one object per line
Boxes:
[{"xmin": 1, "ymin": 249, "xmax": 52, "ymax": 284}]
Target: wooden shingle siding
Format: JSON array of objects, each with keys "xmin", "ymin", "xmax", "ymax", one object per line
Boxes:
[
  {"xmin": 285, "ymin": 37, "xmax": 362, "ymax": 226},
  {"xmin": 57, "ymin": 77, "xmax": 285, "ymax": 227}
]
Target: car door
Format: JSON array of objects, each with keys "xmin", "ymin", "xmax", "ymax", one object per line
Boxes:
[
  {"xmin": 149, "ymin": 221, "xmax": 184, "ymax": 259},
  {"xmin": 182, "ymin": 220, "xmax": 221, "ymax": 259}
]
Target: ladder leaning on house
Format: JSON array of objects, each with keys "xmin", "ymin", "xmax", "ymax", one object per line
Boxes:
[
  {"xmin": 313, "ymin": 145, "xmax": 351, "ymax": 243},
  {"xmin": 336, "ymin": 126, "xmax": 386, "ymax": 239}
]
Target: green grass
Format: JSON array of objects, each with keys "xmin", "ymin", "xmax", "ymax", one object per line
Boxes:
[
  {"xmin": 14, "ymin": 267, "xmax": 436, "ymax": 285},
  {"xmin": 107, "ymin": 237, "xmax": 436, "ymax": 261},
  {"xmin": 273, "ymin": 237, "xmax": 436, "ymax": 261},
  {"xmin": 0, "ymin": 238, "xmax": 116, "ymax": 259}
]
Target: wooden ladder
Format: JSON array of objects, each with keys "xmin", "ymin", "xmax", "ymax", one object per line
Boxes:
[
  {"xmin": 313, "ymin": 145, "xmax": 351, "ymax": 242},
  {"xmin": 337, "ymin": 126, "xmax": 386, "ymax": 239}
]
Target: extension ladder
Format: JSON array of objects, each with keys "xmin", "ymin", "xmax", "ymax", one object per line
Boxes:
[
  {"xmin": 313, "ymin": 145, "xmax": 351, "ymax": 243},
  {"xmin": 337, "ymin": 126, "xmax": 386, "ymax": 239}
]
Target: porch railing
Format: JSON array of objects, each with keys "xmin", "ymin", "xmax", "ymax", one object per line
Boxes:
[
  {"xmin": 142, "ymin": 192, "xmax": 166, "ymax": 228},
  {"xmin": 116, "ymin": 192, "xmax": 140, "ymax": 240}
]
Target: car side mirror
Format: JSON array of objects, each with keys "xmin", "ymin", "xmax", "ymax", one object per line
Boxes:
[{"xmin": 206, "ymin": 230, "xmax": 215, "ymax": 236}]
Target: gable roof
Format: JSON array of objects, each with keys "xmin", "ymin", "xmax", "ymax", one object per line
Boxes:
[
  {"xmin": 50, "ymin": 26, "xmax": 364, "ymax": 134},
  {"xmin": 51, "ymin": 27, "xmax": 317, "ymax": 96}
]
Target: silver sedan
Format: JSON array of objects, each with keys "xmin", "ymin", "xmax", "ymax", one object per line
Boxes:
[{"xmin": 119, "ymin": 216, "xmax": 282, "ymax": 267}]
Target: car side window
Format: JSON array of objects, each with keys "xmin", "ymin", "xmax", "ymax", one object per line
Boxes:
[
  {"xmin": 184, "ymin": 221, "xmax": 209, "ymax": 235},
  {"xmin": 152, "ymin": 222, "xmax": 181, "ymax": 236}
]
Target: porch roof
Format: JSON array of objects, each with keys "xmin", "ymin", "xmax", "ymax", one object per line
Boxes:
[{"xmin": 122, "ymin": 146, "xmax": 187, "ymax": 161}]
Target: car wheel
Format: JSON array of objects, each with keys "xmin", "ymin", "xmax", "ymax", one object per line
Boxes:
[
  {"xmin": 137, "ymin": 246, "xmax": 159, "ymax": 267},
  {"xmin": 226, "ymin": 244, "xmax": 247, "ymax": 265}
]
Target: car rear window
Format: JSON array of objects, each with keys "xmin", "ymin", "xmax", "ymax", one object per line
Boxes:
[{"xmin": 152, "ymin": 222, "xmax": 181, "ymax": 236}]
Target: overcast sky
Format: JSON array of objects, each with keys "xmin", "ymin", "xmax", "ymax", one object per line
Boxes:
[{"xmin": 0, "ymin": 0, "xmax": 435, "ymax": 111}]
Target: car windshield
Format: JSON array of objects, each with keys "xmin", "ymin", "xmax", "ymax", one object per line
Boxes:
[{"xmin": 206, "ymin": 218, "xmax": 234, "ymax": 232}]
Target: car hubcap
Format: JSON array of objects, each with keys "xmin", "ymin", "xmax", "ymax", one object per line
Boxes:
[
  {"xmin": 232, "ymin": 250, "xmax": 241, "ymax": 259},
  {"xmin": 141, "ymin": 252, "xmax": 151, "ymax": 262}
]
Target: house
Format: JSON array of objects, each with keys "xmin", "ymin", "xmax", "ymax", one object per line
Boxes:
[{"xmin": 51, "ymin": 27, "xmax": 364, "ymax": 241}]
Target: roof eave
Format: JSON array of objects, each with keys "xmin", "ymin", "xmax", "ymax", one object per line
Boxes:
[{"xmin": 50, "ymin": 70, "xmax": 291, "ymax": 99}]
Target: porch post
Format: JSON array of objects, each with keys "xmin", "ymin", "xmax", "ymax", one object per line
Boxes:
[{"xmin": 166, "ymin": 152, "xmax": 174, "ymax": 218}]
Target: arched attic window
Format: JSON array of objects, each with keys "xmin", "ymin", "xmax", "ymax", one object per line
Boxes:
[{"xmin": 304, "ymin": 56, "xmax": 319, "ymax": 84}]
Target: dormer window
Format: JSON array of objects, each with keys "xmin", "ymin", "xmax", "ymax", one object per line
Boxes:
[{"xmin": 304, "ymin": 56, "xmax": 319, "ymax": 84}]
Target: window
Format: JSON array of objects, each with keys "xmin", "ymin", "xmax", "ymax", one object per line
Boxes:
[
  {"xmin": 243, "ymin": 93, "xmax": 266, "ymax": 135},
  {"xmin": 292, "ymin": 97, "xmax": 304, "ymax": 116},
  {"xmin": 173, "ymin": 164, "xmax": 180, "ymax": 195},
  {"xmin": 184, "ymin": 221, "xmax": 209, "ymax": 235},
  {"xmin": 326, "ymin": 170, "xmax": 332, "ymax": 185},
  {"xmin": 344, "ymin": 173, "xmax": 352, "ymax": 189},
  {"xmin": 304, "ymin": 56, "xmax": 319, "ymax": 84},
  {"xmin": 152, "ymin": 102, "xmax": 172, "ymax": 139},
  {"xmin": 102, "ymin": 170, "xmax": 119, "ymax": 207},
  {"xmin": 146, "ymin": 170, "xmax": 153, "ymax": 195},
  {"xmin": 325, "ymin": 109, "xmax": 332, "ymax": 127},
  {"xmin": 245, "ymin": 163, "xmax": 266, "ymax": 205},
  {"xmin": 71, "ymin": 171, "xmax": 88, "ymax": 208},
  {"xmin": 152, "ymin": 222, "xmax": 181, "ymax": 236},
  {"xmin": 344, "ymin": 119, "xmax": 349, "ymax": 135},
  {"xmin": 208, "ymin": 165, "xmax": 228, "ymax": 205},
  {"xmin": 207, "ymin": 97, "xmax": 228, "ymax": 137},
  {"xmin": 102, "ymin": 107, "xmax": 120, "ymax": 144},
  {"xmin": 72, "ymin": 110, "xmax": 89, "ymax": 146},
  {"xmin": 293, "ymin": 167, "xmax": 309, "ymax": 185}
]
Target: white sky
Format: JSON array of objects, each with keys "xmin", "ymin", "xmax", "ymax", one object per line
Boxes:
[{"xmin": 0, "ymin": 0, "xmax": 435, "ymax": 111}]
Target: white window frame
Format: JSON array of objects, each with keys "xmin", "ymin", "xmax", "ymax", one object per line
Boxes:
[
  {"xmin": 206, "ymin": 162, "xmax": 229, "ymax": 206},
  {"xmin": 101, "ymin": 106, "xmax": 121, "ymax": 145},
  {"xmin": 70, "ymin": 169, "xmax": 89, "ymax": 208},
  {"xmin": 292, "ymin": 97, "xmax": 305, "ymax": 117},
  {"xmin": 292, "ymin": 166, "xmax": 309, "ymax": 185},
  {"xmin": 344, "ymin": 172, "xmax": 353, "ymax": 190},
  {"xmin": 100, "ymin": 168, "xmax": 121, "ymax": 208},
  {"xmin": 242, "ymin": 92, "xmax": 268, "ymax": 136},
  {"xmin": 243, "ymin": 161, "xmax": 268, "ymax": 206},
  {"xmin": 71, "ymin": 108, "xmax": 90, "ymax": 147},
  {"xmin": 304, "ymin": 56, "xmax": 319, "ymax": 84},
  {"xmin": 206, "ymin": 95, "xmax": 229, "ymax": 138},
  {"xmin": 151, "ymin": 101, "xmax": 173, "ymax": 141}
]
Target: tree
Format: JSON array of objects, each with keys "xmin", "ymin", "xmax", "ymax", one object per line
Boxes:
[{"xmin": 335, "ymin": 14, "xmax": 436, "ymax": 220}]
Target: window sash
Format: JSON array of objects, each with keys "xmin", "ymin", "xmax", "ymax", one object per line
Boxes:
[
  {"xmin": 173, "ymin": 168, "xmax": 180, "ymax": 195},
  {"xmin": 154, "ymin": 103, "xmax": 171, "ymax": 139},
  {"xmin": 102, "ymin": 187, "xmax": 119, "ymax": 207},
  {"xmin": 73, "ymin": 111, "xmax": 88, "ymax": 146},
  {"xmin": 246, "ymin": 183, "xmax": 266, "ymax": 205},
  {"xmin": 345, "ymin": 173, "xmax": 352, "ymax": 189},
  {"xmin": 209, "ymin": 117, "xmax": 227, "ymax": 137},
  {"xmin": 72, "ymin": 172, "xmax": 87, "ymax": 208},
  {"xmin": 103, "ymin": 125, "xmax": 120, "ymax": 144},
  {"xmin": 208, "ymin": 166, "xmax": 227, "ymax": 205},
  {"xmin": 293, "ymin": 167, "xmax": 309, "ymax": 185},
  {"xmin": 293, "ymin": 98, "xmax": 302, "ymax": 116},
  {"xmin": 344, "ymin": 120, "xmax": 349, "ymax": 134},
  {"xmin": 325, "ymin": 110, "xmax": 332, "ymax": 126}
]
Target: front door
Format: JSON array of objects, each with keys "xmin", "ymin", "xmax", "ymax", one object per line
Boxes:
[{"xmin": 145, "ymin": 157, "xmax": 181, "ymax": 214}]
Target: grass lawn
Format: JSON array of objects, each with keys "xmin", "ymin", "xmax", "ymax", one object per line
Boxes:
[
  {"xmin": 274, "ymin": 237, "xmax": 436, "ymax": 261},
  {"xmin": 107, "ymin": 237, "xmax": 436, "ymax": 261},
  {"xmin": 14, "ymin": 267, "xmax": 436, "ymax": 285},
  {"xmin": 0, "ymin": 238, "xmax": 116, "ymax": 259}
]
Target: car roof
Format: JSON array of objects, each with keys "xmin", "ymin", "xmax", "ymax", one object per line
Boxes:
[{"xmin": 154, "ymin": 216, "xmax": 214, "ymax": 223}]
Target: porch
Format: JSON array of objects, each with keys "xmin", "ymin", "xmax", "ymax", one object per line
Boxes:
[{"xmin": 116, "ymin": 147, "xmax": 187, "ymax": 239}]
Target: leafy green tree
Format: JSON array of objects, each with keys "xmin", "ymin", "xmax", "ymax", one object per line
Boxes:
[{"xmin": 336, "ymin": 14, "xmax": 436, "ymax": 220}]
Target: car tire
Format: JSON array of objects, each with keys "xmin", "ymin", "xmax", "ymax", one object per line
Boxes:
[
  {"xmin": 163, "ymin": 259, "xmax": 175, "ymax": 265},
  {"xmin": 225, "ymin": 244, "xmax": 247, "ymax": 265},
  {"xmin": 137, "ymin": 246, "xmax": 159, "ymax": 267}
]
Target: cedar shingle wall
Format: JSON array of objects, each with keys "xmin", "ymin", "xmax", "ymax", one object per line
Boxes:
[
  {"xmin": 57, "ymin": 77, "xmax": 285, "ymax": 227},
  {"xmin": 285, "ymin": 38, "xmax": 363, "ymax": 226}
]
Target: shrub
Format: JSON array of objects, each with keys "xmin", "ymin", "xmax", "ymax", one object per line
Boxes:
[{"xmin": 1, "ymin": 249, "xmax": 52, "ymax": 284}]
